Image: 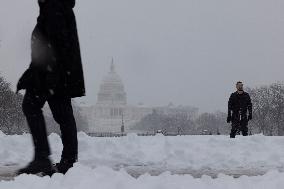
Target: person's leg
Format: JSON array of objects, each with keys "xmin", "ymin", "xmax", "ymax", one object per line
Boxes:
[
  {"xmin": 230, "ymin": 122, "xmax": 238, "ymax": 138},
  {"xmin": 22, "ymin": 91, "xmax": 50, "ymax": 159},
  {"xmin": 241, "ymin": 121, "xmax": 248, "ymax": 136},
  {"xmin": 48, "ymin": 97, "xmax": 78, "ymax": 162},
  {"xmin": 18, "ymin": 91, "xmax": 53, "ymax": 175}
]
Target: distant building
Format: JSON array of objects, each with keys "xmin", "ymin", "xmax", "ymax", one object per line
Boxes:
[
  {"xmin": 81, "ymin": 61, "xmax": 198, "ymax": 134},
  {"xmin": 81, "ymin": 61, "xmax": 152, "ymax": 133}
]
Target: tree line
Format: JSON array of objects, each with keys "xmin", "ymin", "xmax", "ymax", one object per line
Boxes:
[
  {"xmin": 131, "ymin": 107, "xmax": 230, "ymax": 135},
  {"xmin": 1, "ymin": 73, "xmax": 284, "ymax": 136},
  {"xmin": 133, "ymin": 82, "xmax": 284, "ymax": 136}
]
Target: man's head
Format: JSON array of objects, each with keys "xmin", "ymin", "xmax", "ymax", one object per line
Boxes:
[{"xmin": 236, "ymin": 81, "xmax": 244, "ymax": 92}]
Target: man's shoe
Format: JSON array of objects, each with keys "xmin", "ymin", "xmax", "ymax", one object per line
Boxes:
[
  {"xmin": 54, "ymin": 158, "xmax": 76, "ymax": 174},
  {"xmin": 17, "ymin": 157, "xmax": 54, "ymax": 176}
]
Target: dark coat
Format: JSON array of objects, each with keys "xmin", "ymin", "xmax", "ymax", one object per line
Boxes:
[
  {"xmin": 17, "ymin": 0, "xmax": 85, "ymax": 98},
  {"xmin": 228, "ymin": 91, "xmax": 252, "ymax": 121}
]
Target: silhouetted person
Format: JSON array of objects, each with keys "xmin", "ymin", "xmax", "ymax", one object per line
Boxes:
[
  {"xmin": 16, "ymin": 0, "xmax": 85, "ymax": 175},
  {"xmin": 227, "ymin": 81, "xmax": 252, "ymax": 138}
]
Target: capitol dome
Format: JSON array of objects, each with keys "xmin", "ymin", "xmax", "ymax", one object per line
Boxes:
[{"xmin": 96, "ymin": 62, "xmax": 127, "ymax": 105}]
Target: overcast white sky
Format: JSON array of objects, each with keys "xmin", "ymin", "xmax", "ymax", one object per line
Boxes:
[{"xmin": 0, "ymin": 0, "xmax": 284, "ymax": 112}]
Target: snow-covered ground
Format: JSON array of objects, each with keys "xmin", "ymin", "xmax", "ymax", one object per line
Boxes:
[
  {"xmin": 1, "ymin": 131, "xmax": 284, "ymax": 188},
  {"xmin": 1, "ymin": 166, "xmax": 284, "ymax": 189}
]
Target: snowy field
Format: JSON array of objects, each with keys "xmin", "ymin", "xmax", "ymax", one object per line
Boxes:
[{"xmin": 1, "ymin": 131, "xmax": 284, "ymax": 188}]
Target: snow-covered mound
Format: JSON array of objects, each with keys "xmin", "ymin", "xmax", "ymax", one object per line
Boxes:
[
  {"xmin": 1, "ymin": 132, "xmax": 284, "ymax": 188},
  {"xmin": 1, "ymin": 165, "xmax": 284, "ymax": 189},
  {"xmin": 1, "ymin": 132, "xmax": 284, "ymax": 171}
]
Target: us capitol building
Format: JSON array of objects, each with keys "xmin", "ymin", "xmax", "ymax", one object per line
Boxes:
[{"xmin": 81, "ymin": 62, "xmax": 153, "ymax": 133}]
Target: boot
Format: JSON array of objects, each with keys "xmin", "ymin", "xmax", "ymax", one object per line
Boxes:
[
  {"xmin": 55, "ymin": 158, "xmax": 77, "ymax": 174},
  {"xmin": 17, "ymin": 157, "xmax": 54, "ymax": 176}
]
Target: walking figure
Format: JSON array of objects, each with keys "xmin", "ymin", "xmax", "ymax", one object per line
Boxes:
[{"xmin": 17, "ymin": 0, "xmax": 85, "ymax": 175}]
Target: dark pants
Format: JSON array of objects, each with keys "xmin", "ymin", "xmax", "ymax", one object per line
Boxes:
[
  {"xmin": 230, "ymin": 119, "xmax": 248, "ymax": 138},
  {"xmin": 22, "ymin": 91, "xmax": 78, "ymax": 161}
]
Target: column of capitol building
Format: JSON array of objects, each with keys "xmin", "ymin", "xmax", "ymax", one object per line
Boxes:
[{"xmin": 84, "ymin": 61, "xmax": 153, "ymax": 134}]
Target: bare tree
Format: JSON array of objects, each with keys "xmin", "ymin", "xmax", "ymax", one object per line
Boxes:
[
  {"xmin": 247, "ymin": 82, "xmax": 284, "ymax": 136},
  {"xmin": 0, "ymin": 75, "xmax": 26, "ymax": 134}
]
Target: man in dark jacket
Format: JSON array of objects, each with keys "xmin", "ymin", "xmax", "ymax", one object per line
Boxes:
[
  {"xmin": 227, "ymin": 81, "xmax": 252, "ymax": 138},
  {"xmin": 17, "ymin": 0, "xmax": 85, "ymax": 175}
]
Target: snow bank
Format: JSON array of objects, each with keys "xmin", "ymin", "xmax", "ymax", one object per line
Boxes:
[
  {"xmin": 1, "ymin": 164, "xmax": 284, "ymax": 189},
  {"xmin": 1, "ymin": 132, "xmax": 284, "ymax": 171},
  {"xmin": 1, "ymin": 133, "xmax": 284, "ymax": 188}
]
